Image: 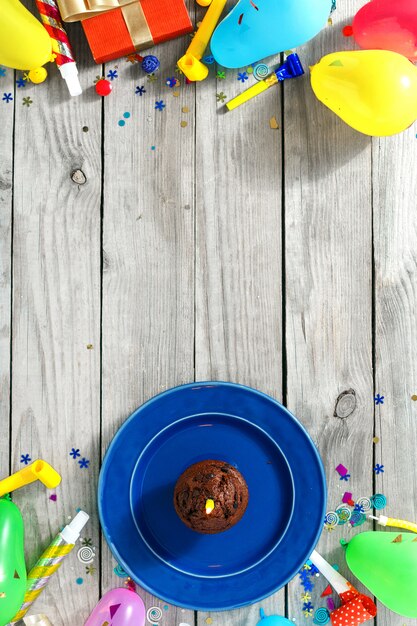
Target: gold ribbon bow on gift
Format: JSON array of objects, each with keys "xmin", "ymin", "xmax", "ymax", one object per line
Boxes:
[
  {"xmin": 57, "ymin": 0, "xmax": 154, "ymax": 49},
  {"xmin": 57, "ymin": 0, "xmax": 144, "ymax": 23}
]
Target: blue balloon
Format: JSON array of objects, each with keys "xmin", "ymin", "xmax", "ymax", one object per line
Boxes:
[{"xmin": 211, "ymin": 0, "xmax": 332, "ymax": 68}]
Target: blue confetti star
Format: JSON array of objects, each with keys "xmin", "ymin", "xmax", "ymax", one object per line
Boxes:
[
  {"xmin": 20, "ymin": 454, "xmax": 31, "ymax": 465},
  {"xmin": 237, "ymin": 71, "xmax": 249, "ymax": 82},
  {"xmin": 2, "ymin": 93, "xmax": 13, "ymax": 103},
  {"xmin": 340, "ymin": 473, "xmax": 351, "ymax": 481},
  {"xmin": 165, "ymin": 76, "xmax": 176, "ymax": 88},
  {"xmin": 78, "ymin": 457, "xmax": 90, "ymax": 469},
  {"xmin": 374, "ymin": 393, "xmax": 384, "ymax": 405},
  {"xmin": 155, "ymin": 100, "xmax": 165, "ymax": 111},
  {"xmin": 135, "ymin": 85, "xmax": 146, "ymax": 96},
  {"xmin": 354, "ymin": 503, "xmax": 365, "ymax": 513},
  {"xmin": 16, "ymin": 77, "xmax": 26, "ymax": 88},
  {"xmin": 107, "ymin": 70, "xmax": 118, "ymax": 80},
  {"xmin": 374, "ymin": 464, "xmax": 384, "ymax": 475},
  {"xmin": 0, "ymin": 67, "xmax": 6, "ymax": 77},
  {"xmin": 309, "ymin": 564, "xmax": 319, "ymax": 576},
  {"xmin": 302, "ymin": 602, "xmax": 314, "ymax": 613},
  {"xmin": 203, "ymin": 55, "xmax": 215, "ymax": 64},
  {"xmin": 70, "ymin": 448, "xmax": 81, "ymax": 459}
]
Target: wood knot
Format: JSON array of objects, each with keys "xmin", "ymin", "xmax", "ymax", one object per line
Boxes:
[
  {"xmin": 71, "ymin": 169, "xmax": 86, "ymax": 185},
  {"xmin": 334, "ymin": 389, "xmax": 356, "ymax": 419}
]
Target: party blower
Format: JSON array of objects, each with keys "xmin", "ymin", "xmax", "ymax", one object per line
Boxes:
[
  {"xmin": 309, "ymin": 550, "xmax": 377, "ymax": 626},
  {"xmin": 0, "ymin": 461, "xmax": 61, "ymax": 499},
  {"xmin": 226, "ymin": 53, "xmax": 304, "ymax": 110},
  {"xmin": 11, "ymin": 511, "xmax": 89, "ymax": 623},
  {"xmin": 177, "ymin": 0, "xmax": 227, "ymax": 81}
]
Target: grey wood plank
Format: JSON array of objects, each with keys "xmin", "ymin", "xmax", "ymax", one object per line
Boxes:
[
  {"xmin": 194, "ymin": 10, "xmax": 284, "ymax": 623},
  {"xmin": 10, "ymin": 21, "xmax": 102, "ymax": 625},
  {"xmin": 283, "ymin": 3, "xmax": 373, "ymax": 622},
  {"xmin": 0, "ymin": 64, "xmax": 13, "ymax": 478},
  {"xmin": 373, "ymin": 131, "xmax": 417, "ymax": 626},
  {"xmin": 100, "ymin": 24, "xmax": 196, "ymax": 626}
]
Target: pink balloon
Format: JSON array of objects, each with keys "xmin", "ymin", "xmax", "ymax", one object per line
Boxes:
[
  {"xmin": 350, "ymin": 0, "xmax": 417, "ymax": 61},
  {"xmin": 84, "ymin": 588, "xmax": 146, "ymax": 626}
]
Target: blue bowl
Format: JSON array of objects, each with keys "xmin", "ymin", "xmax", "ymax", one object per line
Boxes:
[{"xmin": 99, "ymin": 382, "xmax": 326, "ymax": 610}]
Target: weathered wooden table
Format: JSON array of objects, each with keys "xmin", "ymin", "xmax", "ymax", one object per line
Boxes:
[{"xmin": 1, "ymin": 0, "xmax": 416, "ymax": 624}]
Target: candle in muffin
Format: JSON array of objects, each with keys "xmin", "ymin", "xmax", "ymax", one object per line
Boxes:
[{"xmin": 173, "ymin": 460, "xmax": 249, "ymax": 534}]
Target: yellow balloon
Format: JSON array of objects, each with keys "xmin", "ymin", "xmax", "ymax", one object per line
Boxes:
[
  {"xmin": 0, "ymin": 0, "xmax": 52, "ymax": 73},
  {"xmin": 310, "ymin": 50, "xmax": 417, "ymax": 136}
]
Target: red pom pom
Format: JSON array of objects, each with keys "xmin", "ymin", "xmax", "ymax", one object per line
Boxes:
[
  {"xmin": 95, "ymin": 79, "xmax": 112, "ymax": 96},
  {"xmin": 342, "ymin": 25, "xmax": 354, "ymax": 37}
]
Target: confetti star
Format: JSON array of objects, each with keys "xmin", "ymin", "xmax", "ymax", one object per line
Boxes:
[
  {"xmin": 20, "ymin": 454, "xmax": 31, "ymax": 465},
  {"xmin": 237, "ymin": 71, "xmax": 249, "ymax": 82},
  {"xmin": 324, "ymin": 524, "xmax": 335, "ymax": 532},
  {"xmin": 374, "ymin": 393, "xmax": 384, "ymax": 405},
  {"xmin": 135, "ymin": 85, "xmax": 146, "ymax": 96},
  {"xmin": 354, "ymin": 503, "xmax": 365, "ymax": 513},
  {"xmin": 16, "ymin": 77, "xmax": 26, "ymax": 88},
  {"xmin": 216, "ymin": 92, "xmax": 227, "ymax": 102},
  {"xmin": 374, "ymin": 463, "xmax": 384, "ymax": 475},
  {"xmin": 70, "ymin": 448, "xmax": 81, "ymax": 459},
  {"xmin": 203, "ymin": 54, "xmax": 215, "ymax": 64},
  {"xmin": 216, "ymin": 70, "xmax": 226, "ymax": 79},
  {"xmin": 340, "ymin": 473, "xmax": 351, "ymax": 481},
  {"xmin": 302, "ymin": 563, "xmax": 312, "ymax": 571},
  {"xmin": 2, "ymin": 93, "xmax": 13, "ymax": 103},
  {"xmin": 126, "ymin": 53, "xmax": 140, "ymax": 63},
  {"xmin": 86, "ymin": 565, "xmax": 96, "ymax": 575},
  {"xmin": 303, "ymin": 602, "xmax": 314, "ymax": 613},
  {"xmin": 107, "ymin": 69, "xmax": 118, "ymax": 80},
  {"xmin": 78, "ymin": 457, "xmax": 90, "ymax": 469},
  {"xmin": 165, "ymin": 76, "xmax": 176, "ymax": 88},
  {"xmin": 301, "ymin": 578, "xmax": 314, "ymax": 591},
  {"xmin": 0, "ymin": 67, "xmax": 6, "ymax": 77},
  {"xmin": 22, "ymin": 97, "xmax": 33, "ymax": 107},
  {"xmin": 155, "ymin": 100, "xmax": 165, "ymax": 111},
  {"xmin": 301, "ymin": 593, "xmax": 312, "ymax": 602},
  {"xmin": 81, "ymin": 537, "xmax": 93, "ymax": 546}
]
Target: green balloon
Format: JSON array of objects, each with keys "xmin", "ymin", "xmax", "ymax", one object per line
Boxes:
[
  {"xmin": 0, "ymin": 498, "xmax": 27, "ymax": 625},
  {"xmin": 346, "ymin": 531, "xmax": 417, "ymax": 617}
]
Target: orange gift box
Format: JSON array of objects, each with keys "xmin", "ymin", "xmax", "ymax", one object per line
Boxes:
[{"xmin": 82, "ymin": 0, "xmax": 193, "ymax": 64}]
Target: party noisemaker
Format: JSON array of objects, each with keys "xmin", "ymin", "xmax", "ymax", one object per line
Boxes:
[{"xmin": 309, "ymin": 550, "xmax": 377, "ymax": 626}]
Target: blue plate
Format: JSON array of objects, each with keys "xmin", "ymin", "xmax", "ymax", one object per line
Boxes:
[{"xmin": 99, "ymin": 382, "xmax": 326, "ymax": 611}]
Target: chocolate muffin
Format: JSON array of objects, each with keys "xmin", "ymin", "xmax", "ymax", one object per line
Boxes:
[{"xmin": 173, "ymin": 460, "xmax": 249, "ymax": 534}]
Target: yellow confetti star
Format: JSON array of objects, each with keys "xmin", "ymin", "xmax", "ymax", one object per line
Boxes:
[
  {"xmin": 301, "ymin": 593, "xmax": 311, "ymax": 602},
  {"xmin": 302, "ymin": 564, "xmax": 311, "ymax": 571}
]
